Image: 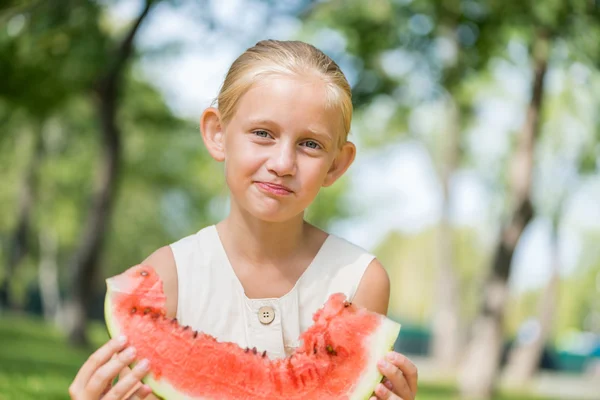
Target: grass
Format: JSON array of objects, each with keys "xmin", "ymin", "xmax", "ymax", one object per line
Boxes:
[
  {"xmin": 0, "ymin": 313, "xmax": 561, "ymax": 400},
  {"xmin": 0, "ymin": 313, "xmax": 109, "ymax": 400}
]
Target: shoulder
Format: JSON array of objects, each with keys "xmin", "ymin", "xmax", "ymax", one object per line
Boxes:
[
  {"xmin": 352, "ymin": 258, "xmax": 390, "ymax": 316},
  {"xmin": 325, "ymin": 231, "xmax": 373, "ymax": 260},
  {"xmin": 141, "ymin": 245, "xmax": 178, "ymax": 318},
  {"xmin": 141, "ymin": 226, "xmax": 215, "ymax": 317}
]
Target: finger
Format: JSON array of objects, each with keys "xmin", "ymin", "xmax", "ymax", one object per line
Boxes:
[
  {"xmin": 128, "ymin": 384, "xmax": 153, "ymax": 400},
  {"xmin": 123, "ymin": 381, "xmax": 147, "ymax": 400},
  {"xmin": 385, "ymin": 352, "xmax": 418, "ymax": 394},
  {"xmin": 101, "ymin": 380, "xmax": 113, "ymax": 396},
  {"xmin": 377, "ymin": 359, "xmax": 411, "ymax": 400},
  {"xmin": 382, "ymin": 378, "xmax": 393, "ymax": 390},
  {"xmin": 117, "ymin": 365, "xmax": 137, "ymax": 399},
  {"xmin": 370, "ymin": 375, "xmax": 393, "ymax": 399},
  {"xmin": 123, "ymin": 382, "xmax": 142, "ymax": 399},
  {"xmin": 374, "ymin": 382, "xmax": 401, "ymax": 399},
  {"xmin": 85, "ymin": 346, "xmax": 138, "ymax": 396},
  {"xmin": 119, "ymin": 365, "xmax": 133, "ymax": 379},
  {"xmin": 72, "ymin": 336, "xmax": 128, "ymax": 390},
  {"xmin": 103, "ymin": 359, "xmax": 151, "ymax": 400}
]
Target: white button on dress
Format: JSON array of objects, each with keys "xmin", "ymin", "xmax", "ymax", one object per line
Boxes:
[{"xmin": 258, "ymin": 306, "xmax": 275, "ymax": 325}]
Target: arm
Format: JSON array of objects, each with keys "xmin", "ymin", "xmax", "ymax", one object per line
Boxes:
[
  {"xmin": 352, "ymin": 258, "xmax": 390, "ymax": 315},
  {"xmin": 140, "ymin": 245, "xmax": 178, "ymax": 318}
]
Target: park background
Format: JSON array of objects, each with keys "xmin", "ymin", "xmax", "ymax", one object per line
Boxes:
[{"xmin": 1, "ymin": 0, "xmax": 599, "ymax": 399}]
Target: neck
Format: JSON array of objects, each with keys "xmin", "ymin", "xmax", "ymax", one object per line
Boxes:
[{"xmin": 217, "ymin": 202, "xmax": 308, "ymax": 265}]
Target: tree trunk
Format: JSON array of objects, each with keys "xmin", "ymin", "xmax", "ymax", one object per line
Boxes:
[
  {"xmin": 502, "ymin": 254, "xmax": 559, "ymax": 386},
  {"xmin": 63, "ymin": 105, "xmax": 120, "ymax": 344},
  {"xmin": 64, "ymin": 1, "xmax": 153, "ymax": 346},
  {"xmin": 458, "ymin": 31, "xmax": 550, "ymax": 399},
  {"xmin": 502, "ymin": 200, "xmax": 564, "ymax": 386},
  {"xmin": 38, "ymin": 228, "xmax": 63, "ymax": 323},
  {"xmin": 0, "ymin": 126, "xmax": 42, "ymax": 310},
  {"xmin": 430, "ymin": 96, "xmax": 463, "ymax": 371}
]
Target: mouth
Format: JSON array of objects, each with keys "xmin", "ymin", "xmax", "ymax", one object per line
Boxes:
[{"xmin": 255, "ymin": 181, "xmax": 294, "ymax": 196}]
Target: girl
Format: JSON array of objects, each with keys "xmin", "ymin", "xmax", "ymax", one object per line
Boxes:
[{"xmin": 69, "ymin": 40, "xmax": 418, "ymax": 400}]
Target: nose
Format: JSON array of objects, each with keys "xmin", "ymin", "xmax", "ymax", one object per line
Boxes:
[{"xmin": 266, "ymin": 142, "xmax": 297, "ymax": 177}]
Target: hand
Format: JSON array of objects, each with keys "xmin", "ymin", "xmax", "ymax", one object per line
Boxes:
[
  {"xmin": 370, "ymin": 352, "xmax": 418, "ymax": 400},
  {"xmin": 69, "ymin": 335, "xmax": 153, "ymax": 399}
]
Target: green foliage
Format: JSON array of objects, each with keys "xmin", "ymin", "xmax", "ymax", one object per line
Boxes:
[{"xmin": 0, "ymin": 1, "xmax": 108, "ymax": 116}]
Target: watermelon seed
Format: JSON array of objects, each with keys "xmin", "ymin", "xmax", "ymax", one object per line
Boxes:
[
  {"xmin": 193, "ymin": 331, "xmax": 198, "ymax": 338},
  {"xmin": 183, "ymin": 326, "xmax": 190, "ymax": 331},
  {"xmin": 130, "ymin": 307, "xmax": 137, "ymax": 314},
  {"xmin": 140, "ymin": 270, "xmax": 148, "ymax": 276},
  {"xmin": 244, "ymin": 347, "xmax": 249, "ymax": 353},
  {"xmin": 262, "ymin": 350, "xmax": 267, "ymax": 358},
  {"xmin": 326, "ymin": 345, "xmax": 337, "ymax": 356},
  {"xmin": 343, "ymin": 301, "xmax": 351, "ymax": 308},
  {"xmin": 252, "ymin": 347, "xmax": 257, "ymax": 355},
  {"xmin": 313, "ymin": 346, "xmax": 317, "ymax": 355},
  {"xmin": 143, "ymin": 308, "xmax": 151, "ymax": 314},
  {"xmin": 171, "ymin": 318, "xmax": 177, "ymax": 324},
  {"xmin": 151, "ymin": 313, "xmax": 160, "ymax": 319}
]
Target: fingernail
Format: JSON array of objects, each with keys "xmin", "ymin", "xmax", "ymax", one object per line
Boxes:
[
  {"xmin": 137, "ymin": 359, "xmax": 150, "ymax": 370},
  {"xmin": 117, "ymin": 335, "xmax": 127, "ymax": 345},
  {"xmin": 375, "ymin": 383, "xmax": 388, "ymax": 396},
  {"xmin": 386, "ymin": 351, "xmax": 400, "ymax": 362},
  {"xmin": 124, "ymin": 347, "xmax": 136, "ymax": 358},
  {"xmin": 378, "ymin": 360, "xmax": 389, "ymax": 369}
]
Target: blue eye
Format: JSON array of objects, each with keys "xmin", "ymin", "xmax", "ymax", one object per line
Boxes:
[
  {"xmin": 254, "ymin": 130, "xmax": 270, "ymax": 138},
  {"xmin": 303, "ymin": 140, "xmax": 321, "ymax": 149}
]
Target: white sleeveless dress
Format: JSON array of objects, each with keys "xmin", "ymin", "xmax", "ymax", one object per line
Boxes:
[{"xmin": 169, "ymin": 225, "xmax": 375, "ymax": 359}]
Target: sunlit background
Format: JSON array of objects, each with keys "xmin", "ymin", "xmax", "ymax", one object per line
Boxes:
[{"xmin": 1, "ymin": 0, "xmax": 599, "ymax": 399}]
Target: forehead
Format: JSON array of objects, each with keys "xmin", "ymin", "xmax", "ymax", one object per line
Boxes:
[{"xmin": 230, "ymin": 75, "xmax": 345, "ymax": 141}]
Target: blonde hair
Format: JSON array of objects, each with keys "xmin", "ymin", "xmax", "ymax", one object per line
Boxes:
[{"xmin": 215, "ymin": 40, "xmax": 353, "ymax": 145}]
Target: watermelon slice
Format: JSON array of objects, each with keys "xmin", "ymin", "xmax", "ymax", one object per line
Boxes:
[{"xmin": 104, "ymin": 264, "xmax": 401, "ymax": 400}]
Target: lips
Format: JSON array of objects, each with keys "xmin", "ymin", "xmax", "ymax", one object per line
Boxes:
[{"xmin": 255, "ymin": 181, "xmax": 294, "ymax": 195}]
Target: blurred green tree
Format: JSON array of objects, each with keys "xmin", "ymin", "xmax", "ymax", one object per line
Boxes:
[
  {"xmin": 0, "ymin": 0, "xmax": 109, "ymax": 311},
  {"xmin": 503, "ymin": 55, "xmax": 600, "ymax": 386},
  {"xmin": 0, "ymin": 0, "xmax": 159, "ymax": 345}
]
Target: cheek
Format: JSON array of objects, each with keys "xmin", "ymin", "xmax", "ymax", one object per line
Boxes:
[
  {"xmin": 301, "ymin": 158, "xmax": 332, "ymax": 185},
  {"xmin": 225, "ymin": 137, "xmax": 259, "ymax": 167}
]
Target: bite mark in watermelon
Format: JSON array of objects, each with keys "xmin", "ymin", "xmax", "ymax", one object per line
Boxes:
[{"xmin": 104, "ymin": 264, "xmax": 401, "ymax": 400}]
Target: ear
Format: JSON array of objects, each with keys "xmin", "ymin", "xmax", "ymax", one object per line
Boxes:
[
  {"xmin": 323, "ymin": 141, "xmax": 356, "ymax": 187},
  {"xmin": 200, "ymin": 107, "xmax": 225, "ymax": 162}
]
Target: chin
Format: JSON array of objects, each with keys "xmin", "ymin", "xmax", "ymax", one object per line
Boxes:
[
  {"xmin": 249, "ymin": 209, "xmax": 296, "ymax": 223},
  {"xmin": 244, "ymin": 203, "xmax": 303, "ymax": 223}
]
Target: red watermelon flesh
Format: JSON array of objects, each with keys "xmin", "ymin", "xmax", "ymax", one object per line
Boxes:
[{"xmin": 104, "ymin": 264, "xmax": 401, "ymax": 400}]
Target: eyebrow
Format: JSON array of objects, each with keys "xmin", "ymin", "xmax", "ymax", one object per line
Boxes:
[
  {"xmin": 305, "ymin": 127, "xmax": 334, "ymax": 145},
  {"xmin": 247, "ymin": 118, "xmax": 281, "ymax": 129}
]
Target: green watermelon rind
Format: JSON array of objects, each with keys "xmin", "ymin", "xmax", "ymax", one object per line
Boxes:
[
  {"xmin": 105, "ymin": 288, "xmax": 401, "ymax": 400},
  {"xmin": 350, "ymin": 317, "xmax": 401, "ymax": 400}
]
